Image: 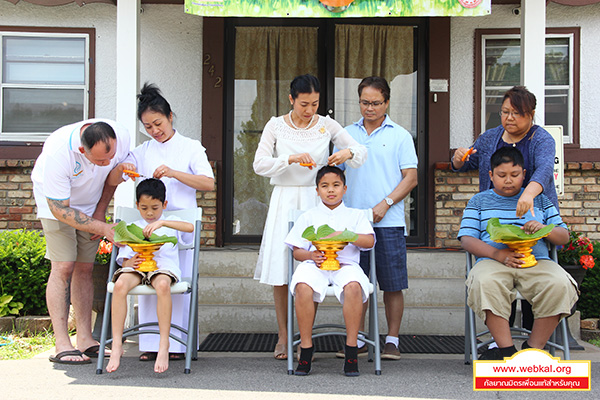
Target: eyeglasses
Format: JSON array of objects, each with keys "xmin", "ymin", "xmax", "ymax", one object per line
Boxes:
[
  {"xmin": 499, "ymin": 110, "xmax": 522, "ymax": 119},
  {"xmin": 359, "ymin": 100, "xmax": 385, "ymax": 108}
]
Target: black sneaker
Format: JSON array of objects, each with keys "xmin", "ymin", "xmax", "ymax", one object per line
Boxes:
[{"xmin": 478, "ymin": 347, "xmax": 503, "ymax": 360}]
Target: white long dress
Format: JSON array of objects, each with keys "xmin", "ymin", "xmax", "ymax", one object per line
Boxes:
[
  {"xmin": 253, "ymin": 115, "xmax": 366, "ymax": 286},
  {"xmin": 127, "ymin": 130, "xmax": 214, "ymax": 353}
]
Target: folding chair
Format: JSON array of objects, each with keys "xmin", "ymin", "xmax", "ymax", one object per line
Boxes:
[
  {"xmin": 96, "ymin": 206, "xmax": 202, "ymax": 374},
  {"xmin": 286, "ymin": 209, "xmax": 381, "ymax": 375},
  {"xmin": 464, "ymin": 244, "xmax": 570, "ymax": 363}
]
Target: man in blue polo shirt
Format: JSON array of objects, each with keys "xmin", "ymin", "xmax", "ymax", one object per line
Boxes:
[{"xmin": 337, "ymin": 76, "xmax": 418, "ymax": 360}]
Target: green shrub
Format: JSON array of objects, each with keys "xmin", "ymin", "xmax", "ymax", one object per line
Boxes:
[
  {"xmin": 0, "ymin": 230, "xmax": 50, "ymax": 315},
  {"xmin": 577, "ymin": 243, "xmax": 600, "ymax": 319}
]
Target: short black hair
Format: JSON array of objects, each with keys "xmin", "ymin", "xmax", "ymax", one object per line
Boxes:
[
  {"xmin": 136, "ymin": 178, "xmax": 166, "ymax": 203},
  {"xmin": 358, "ymin": 76, "xmax": 391, "ymax": 102},
  {"xmin": 490, "ymin": 146, "xmax": 525, "ymax": 172},
  {"xmin": 290, "ymin": 74, "xmax": 320, "ymax": 99},
  {"xmin": 80, "ymin": 122, "xmax": 116, "ymax": 152},
  {"xmin": 316, "ymin": 165, "xmax": 346, "ymax": 186}
]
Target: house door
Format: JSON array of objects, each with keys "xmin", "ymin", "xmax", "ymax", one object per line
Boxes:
[{"xmin": 224, "ymin": 18, "xmax": 427, "ymax": 245}]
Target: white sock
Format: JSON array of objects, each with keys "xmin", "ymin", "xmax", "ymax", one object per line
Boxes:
[
  {"xmin": 488, "ymin": 341, "xmax": 498, "ymax": 349},
  {"xmin": 385, "ymin": 335, "xmax": 399, "ymax": 347},
  {"xmin": 357, "ymin": 334, "xmax": 366, "ymax": 348}
]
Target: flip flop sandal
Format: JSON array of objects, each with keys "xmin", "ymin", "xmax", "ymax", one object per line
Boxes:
[
  {"xmin": 82, "ymin": 345, "xmax": 110, "ymax": 358},
  {"xmin": 169, "ymin": 352, "xmax": 185, "ymax": 361},
  {"xmin": 139, "ymin": 352, "xmax": 157, "ymax": 361},
  {"xmin": 49, "ymin": 349, "xmax": 91, "ymax": 365},
  {"xmin": 273, "ymin": 343, "xmax": 287, "ymax": 360}
]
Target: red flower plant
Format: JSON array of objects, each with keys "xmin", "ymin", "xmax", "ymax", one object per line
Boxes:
[
  {"xmin": 558, "ymin": 230, "xmax": 595, "ymax": 270},
  {"xmin": 95, "ymin": 238, "xmax": 113, "ymax": 265}
]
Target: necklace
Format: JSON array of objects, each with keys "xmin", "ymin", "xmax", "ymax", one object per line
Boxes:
[{"xmin": 288, "ymin": 110, "xmax": 315, "ymax": 130}]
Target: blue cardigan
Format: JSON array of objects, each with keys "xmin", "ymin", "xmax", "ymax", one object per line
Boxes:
[{"xmin": 453, "ymin": 125, "xmax": 559, "ymax": 209}]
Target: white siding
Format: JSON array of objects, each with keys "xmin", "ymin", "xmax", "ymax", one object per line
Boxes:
[{"xmin": 0, "ymin": 2, "xmax": 203, "ymax": 141}]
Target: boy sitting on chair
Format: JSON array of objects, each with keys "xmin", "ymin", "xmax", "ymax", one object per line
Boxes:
[
  {"xmin": 285, "ymin": 166, "xmax": 375, "ymax": 376},
  {"xmin": 106, "ymin": 179, "xmax": 193, "ymax": 373},
  {"xmin": 458, "ymin": 147, "xmax": 578, "ymax": 360}
]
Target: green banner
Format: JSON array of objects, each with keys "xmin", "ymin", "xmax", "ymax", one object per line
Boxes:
[{"xmin": 184, "ymin": 0, "xmax": 491, "ymax": 18}]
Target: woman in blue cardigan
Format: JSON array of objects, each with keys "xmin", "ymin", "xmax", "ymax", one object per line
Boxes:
[{"xmin": 452, "ymin": 86, "xmax": 558, "ymax": 217}]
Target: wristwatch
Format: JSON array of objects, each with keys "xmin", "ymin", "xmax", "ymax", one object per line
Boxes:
[
  {"xmin": 384, "ymin": 197, "xmax": 394, "ymax": 206},
  {"xmin": 348, "ymin": 147, "xmax": 355, "ymax": 159}
]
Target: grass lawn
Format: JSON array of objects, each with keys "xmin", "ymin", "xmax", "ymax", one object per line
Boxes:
[{"xmin": 0, "ymin": 330, "xmax": 55, "ymax": 360}]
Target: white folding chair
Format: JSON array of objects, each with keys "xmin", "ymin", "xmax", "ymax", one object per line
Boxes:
[
  {"xmin": 286, "ymin": 209, "xmax": 381, "ymax": 375},
  {"xmin": 464, "ymin": 244, "xmax": 570, "ymax": 363},
  {"xmin": 96, "ymin": 206, "xmax": 203, "ymax": 374}
]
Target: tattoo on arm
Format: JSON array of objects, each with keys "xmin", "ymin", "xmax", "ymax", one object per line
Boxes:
[{"xmin": 47, "ymin": 199, "xmax": 93, "ymax": 226}]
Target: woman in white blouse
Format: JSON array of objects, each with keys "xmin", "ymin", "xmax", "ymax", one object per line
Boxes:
[{"xmin": 253, "ymin": 74, "xmax": 367, "ymax": 360}]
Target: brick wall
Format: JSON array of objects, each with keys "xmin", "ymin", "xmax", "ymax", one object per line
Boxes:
[
  {"xmin": 434, "ymin": 162, "xmax": 600, "ymax": 248},
  {"xmin": 0, "ymin": 160, "xmax": 39, "ymax": 230},
  {"xmin": 0, "ymin": 159, "xmax": 218, "ymax": 247}
]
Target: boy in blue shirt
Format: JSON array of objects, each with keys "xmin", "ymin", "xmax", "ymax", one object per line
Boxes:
[
  {"xmin": 285, "ymin": 166, "xmax": 375, "ymax": 376},
  {"xmin": 458, "ymin": 147, "xmax": 578, "ymax": 360}
]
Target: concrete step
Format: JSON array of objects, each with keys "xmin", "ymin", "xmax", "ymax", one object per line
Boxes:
[
  {"xmin": 199, "ymin": 248, "xmax": 466, "ymax": 279},
  {"xmin": 197, "ymin": 276, "xmax": 465, "ymax": 308},
  {"xmin": 197, "ymin": 304, "xmax": 467, "ymax": 336}
]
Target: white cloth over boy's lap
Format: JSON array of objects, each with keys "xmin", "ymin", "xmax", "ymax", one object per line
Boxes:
[{"xmin": 285, "ymin": 201, "xmax": 375, "ymax": 303}]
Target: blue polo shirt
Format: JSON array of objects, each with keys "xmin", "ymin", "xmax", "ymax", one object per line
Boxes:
[{"xmin": 337, "ymin": 115, "xmax": 418, "ymax": 230}]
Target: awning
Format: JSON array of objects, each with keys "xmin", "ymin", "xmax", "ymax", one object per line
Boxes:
[{"xmin": 184, "ymin": 0, "xmax": 492, "ymax": 18}]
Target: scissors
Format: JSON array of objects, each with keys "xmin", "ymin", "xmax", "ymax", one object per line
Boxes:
[
  {"xmin": 123, "ymin": 169, "xmax": 149, "ymax": 179},
  {"xmin": 461, "ymin": 147, "xmax": 474, "ymax": 162}
]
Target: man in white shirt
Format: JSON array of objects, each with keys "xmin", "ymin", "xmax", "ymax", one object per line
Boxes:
[{"xmin": 31, "ymin": 119, "xmax": 130, "ymax": 364}]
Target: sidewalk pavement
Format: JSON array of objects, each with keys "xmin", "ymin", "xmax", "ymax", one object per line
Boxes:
[{"xmin": 2, "ymin": 337, "xmax": 599, "ymax": 400}]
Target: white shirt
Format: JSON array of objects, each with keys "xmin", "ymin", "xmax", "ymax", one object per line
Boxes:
[
  {"xmin": 126, "ymin": 131, "xmax": 214, "ymax": 210},
  {"xmin": 31, "ymin": 119, "xmax": 131, "ymax": 220},
  {"xmin": 253, "ymin": 115, "xmax": 366, "ymax": 187},
  {"xmin": 116, "ymin": 215, "xmax": 193, "ymax": 280},
  {"xmin": 284, "ymin": 201, "xmax": 375, "ymax": 267}
]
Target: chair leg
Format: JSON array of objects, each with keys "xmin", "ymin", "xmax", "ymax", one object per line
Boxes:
[
  {"xmin": 96, "ymin": 291, "xmax": 113, "ymax": 374},
  {"xmin": 560, "ymin": 318, "xmax": 570, "ymax": 360},
  {"xmin": 464, "ymin": 300, "xmax": 471, "ymax": 364},
  {"xmin": 287, "ymin": 288, "xmax": 294, "ymax": 375}
]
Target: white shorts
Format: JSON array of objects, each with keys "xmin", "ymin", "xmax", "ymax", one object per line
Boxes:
[{"xmin": 290, "ymin": 262, "xmax": 370, "ymax": 304}]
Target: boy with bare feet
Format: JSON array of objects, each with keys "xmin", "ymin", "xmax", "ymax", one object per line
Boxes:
[{"xmin": 106, "ymin": 179, "xmax": 193, "ymax": 373}]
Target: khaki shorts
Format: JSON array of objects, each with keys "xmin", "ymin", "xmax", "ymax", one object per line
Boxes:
[
  {"xmin": 466, "ymin": 259, "xmax": 579, "ymax": 323},
  {"xmin": 112, "ymin": 267, "xmax": 179, "ymax": 286},
  {"xmin": 41, "ymin": 218, "xmax": 100, "ymax": 263}
]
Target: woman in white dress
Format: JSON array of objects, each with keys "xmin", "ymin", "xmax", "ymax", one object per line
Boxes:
[
  {"xmin": 117, "ymin": 83, "xmax": 214, "ymax": 361},
  {"xmin": 253, "ymin": 74, "xmax": 367, "ymax": 360}
]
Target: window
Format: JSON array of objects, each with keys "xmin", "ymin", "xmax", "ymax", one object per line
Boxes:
[
  {"xmin": 0, "ymin": 29, "xmax": 93, "ymax": 142},
  {"xmin": 476, "ymin": 28, "xmax": 580, "ymax": 146}
]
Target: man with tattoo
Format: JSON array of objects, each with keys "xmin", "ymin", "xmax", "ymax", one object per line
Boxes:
[{"xmin": 31, "ymin": 120, "xmax": 130, "ymax": 364}]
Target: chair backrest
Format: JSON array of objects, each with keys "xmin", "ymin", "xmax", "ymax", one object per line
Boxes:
[{"xmin": 114, "ymin": 206, "xmax": 202, "ymax": 251}]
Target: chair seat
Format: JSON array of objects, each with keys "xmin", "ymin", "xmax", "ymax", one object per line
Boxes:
[
  {"xmin": 325, "ymin": 282, "xmax": 374, "ymax": 297},
  {"xmin": 106, "ymin": 278, "xmax": 192, "ymax": 295}
]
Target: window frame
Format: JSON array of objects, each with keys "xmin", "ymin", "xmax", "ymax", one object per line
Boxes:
[
  {"xmin": 474, "ymin": 27, "xmax": 580, "ymax": 148},
  {"xmin": 0, "ymin": 26, "xmax": 95, "ymax": 159}
]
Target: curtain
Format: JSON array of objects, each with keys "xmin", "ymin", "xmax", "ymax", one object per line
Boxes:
[
  {"xmin": 334, "ymin": 24, "xmax": 416, "ymax": 233},
  {"xmin": 233, "ymin": 26, "xmax": 319, "ymax": 236}
]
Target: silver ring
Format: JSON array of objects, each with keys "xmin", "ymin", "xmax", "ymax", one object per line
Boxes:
[{"xmin": 332, "ymin": 163, "xmax": 336, "ymax": 166}]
